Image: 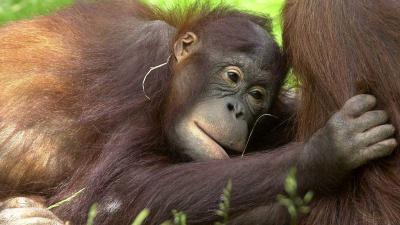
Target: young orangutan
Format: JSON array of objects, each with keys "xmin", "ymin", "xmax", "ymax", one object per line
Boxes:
[{"xmin": 0, "ymin": 1, "xmax": 396, "ymax": 224}]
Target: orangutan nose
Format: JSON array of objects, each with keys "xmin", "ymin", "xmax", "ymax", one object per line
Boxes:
[{"xmin": 227, "ymin": 102, "xmax": 245, "ymax": 119}]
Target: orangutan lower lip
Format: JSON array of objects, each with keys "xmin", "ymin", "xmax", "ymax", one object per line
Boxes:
[
  {"xmin": 194, "ymin": 121, "xmax": 228, "ymax": 153},
  {"xmin": 194, "ymin": 121, "xmax": 242, "ymax": 156}
]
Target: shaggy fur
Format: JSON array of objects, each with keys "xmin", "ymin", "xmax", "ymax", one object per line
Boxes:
[
  {"xmin": 283, "ymin": 0, "xmax": 400, "ymax": 224},
  {"xmin": 0, "ymin": 1, "xmax": 301, "ymax": 224}
]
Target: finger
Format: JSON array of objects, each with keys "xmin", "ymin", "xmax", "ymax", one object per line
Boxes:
[
  {"xmin": 0, "ymin": 198, "xmax": 44, "ymax": 210},
  {"xmin": 357, "ymin": 124, "xmax": 395, "ymax": 146},
  {"xmin": 0, "ymin": 208, "xmax": 62, "ymax": 223},
  {"xmin": 342, "ymin": 94, "xmax": 376, "ymax": 117},
  {"xmin": 355, "ymin": 110, "xmax": 389, "ymax": 131},
  {"xmin": 0, "ymin": 217, "xmax": 63, "ymax": 225},
  {"xmin": 360, "ymin": 138, "xmax": 397, "ymax": 162}
]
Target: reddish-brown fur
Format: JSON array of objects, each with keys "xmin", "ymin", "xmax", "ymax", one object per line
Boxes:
[
  {"xmin": 0, "ymin": 1, "xmax": 301, "ymax": 224},
  {"xmin": 283, "ymin": 0, "xmax": 400, "ymax": 224},
  {"xmin": 4, "ymin": 0, "xmax": 398, "ymax": 224}
]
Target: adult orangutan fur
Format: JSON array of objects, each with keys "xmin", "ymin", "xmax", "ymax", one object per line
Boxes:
[{"xmin": 283, "ymin": 0, "xmax": 400, "ymax": 224}]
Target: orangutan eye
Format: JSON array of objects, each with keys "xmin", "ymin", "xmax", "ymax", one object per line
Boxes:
[
  {"xmin": 249, "ymin": 88, "xmax": 266, "ymax": 101},
  {"xmin": 227, "ymin": 71, "xmax": 240, "ymax": 83},
  {"xmin": 222, "ymin": 66, "xmax": 243, "ymax": 85}
]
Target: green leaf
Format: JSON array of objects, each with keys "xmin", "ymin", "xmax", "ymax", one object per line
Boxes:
[
  {"xmin": 299, "ymin": 206, "xmax": 311, "ymax": 214},
  {"xmin": 131, "ymin": 209, "xmax": 150, "ymax": 225},
  {"xmin": 284, "ymin": 176, "xmax": 297, "ymax": 196},
  {"xmin": 287, "ymin": 205, "xmax": 297, "ymax": 218},
  {"xmin": 86, "ymin": 204, "xmax": 97, "ymax": 225},
  {"xmin": 214, "ymin": 179, "xmax": 232, "ymax": 225},
  {"xmin": 294, "ymin": 196, "xmax": 303, "ymax": 206},
  {"xmin": 284, "ymin": 168, "xmax": 298, "ymax": 196},
  {"xmin": 277, "ymin": 195, "xmax": 292, "ymax": 207},
  {"xmin": 160, "ymin": 221, "xmax": 173, "ymax": 225},
  {"xmin": 216, "ymin": 210, "xmax": 224, "ymax": 217},
  {"xmin": 172, "ymin": 210, "xmax": 187, "ymax": 225},
  {"xmin": 303, "ymin": 191, "xmax": 314, "ymax": 204}
]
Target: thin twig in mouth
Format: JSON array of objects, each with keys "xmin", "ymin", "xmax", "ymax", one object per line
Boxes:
[{"xmin": 241, "ymin": 113, "xmax": 278, "ymax": 158}]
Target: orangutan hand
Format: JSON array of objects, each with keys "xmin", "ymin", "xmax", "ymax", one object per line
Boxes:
[
  {"xmin": 307, "ymin": 94, "xmax": 397, "ymax": 171},
  {"xmin": 0, "ymin": 197, "xmax": 69, "ymax": 225}
]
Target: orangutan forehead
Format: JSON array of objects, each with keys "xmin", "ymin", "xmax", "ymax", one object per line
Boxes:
[
  {"xmin": 195, "ymin": 18, "xmax": 277, "ymax": 66},
  {"xmin": 199, "ymin": 17, "xmax": 273, "ymax": 50}
]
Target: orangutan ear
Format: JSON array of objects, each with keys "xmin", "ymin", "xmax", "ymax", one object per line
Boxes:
[{"xmin": 173, "ymin": 32, "xmax": 199, "ymax": 63}]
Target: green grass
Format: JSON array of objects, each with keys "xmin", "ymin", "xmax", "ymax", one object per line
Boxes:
[
  {"xmin": 0, "ymin": 0, "xmax": 284, "ymax": 41},
  {"xmin": 0, "ymin": 0, "xmax": 73, "ymax": 24},
  {"xmin": 145, "ymin": 0, "xmax": 284, "ymax": 41}
]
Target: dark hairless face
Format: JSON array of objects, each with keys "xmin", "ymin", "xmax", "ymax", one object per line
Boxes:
[{"xmin": 168, "ymin": 19, "xmax": 282, "ymax": 160}]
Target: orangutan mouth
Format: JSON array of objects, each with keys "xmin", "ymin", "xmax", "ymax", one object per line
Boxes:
[{"xmin": 194, "ymin": 121, "xmax": 239, "ymax": 156}]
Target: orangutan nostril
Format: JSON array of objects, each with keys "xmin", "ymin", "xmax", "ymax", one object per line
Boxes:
[
  {"xmin": 236, "ymin": 112, "xmax": 244, "ymax": 118},
  {"xmin": 227, "ymin": 103, "xmax": 234, "ymax": 111}
]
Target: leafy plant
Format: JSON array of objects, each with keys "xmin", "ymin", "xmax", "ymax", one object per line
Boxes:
[
  {"xmin": 86, "ymin": 204, "xmax": 98, "ymax": 225},
  {"xmin": 160, "ymin": 179, "xmax": 232, "ymax": 225},
  {"xmin": 215, "ymin": 179, "xmax": 232, "ymax": 225},
  {"xmin": 161, "ymin": 210, "xmax": 187, "ymax": 225},
  {"xmin": 277, "ymin": 168, "xmax": 314, "ymax": 225},
  {"xmin": 131, "ymin": 209, "xmax": 150, "ymax": 225}
]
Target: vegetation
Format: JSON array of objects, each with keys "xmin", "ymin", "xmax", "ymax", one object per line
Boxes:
[
  {"xmin": 0, "ymin": 0, "xmax": 284, "ymax": 42},
  {"xmin": 0, "ymin": 0, "xmax": 73, "ymax": 24},
  {"xmin": 277, "ymin": 168, "xmax": 314, "ymax": 225}
]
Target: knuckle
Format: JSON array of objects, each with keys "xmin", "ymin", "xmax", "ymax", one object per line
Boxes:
[
  {"xmin": 328, "ymin": 113, "xmax": 346, "ymax": 128},
  {"xmin": 358, "ymin": 94, "xmax": 376, "ymax": 105},
  {"xmin": 346, "ymin": 94, "xmax": 372, "ymax": 105},
  {"xmin": 1, "ymin": 197, "xmax": 43, "ymax": 209},
  {"xmin": 352, "ymin": 133, "xmax": 363, "ymax": 145},
  {"xmin": 378, "ymin": 124, "xmax": 396, "ymax": 137},
  {"xmin": 6, "ymin": 197, "xmax": 34, "ymax": 208},
  {"xmin": 375, "ymin": 140, "xmax": 397, "ymax": 154},
  {"xmin": 0, "ymin": 208, "xmax": 13, "ymax": 215},
  {"xmin": 372, "ymin": 110, "xmax": 389, "ymax": 122},
  {"xmin": 380, "ymin": 146, "xmax": 394, "ymax": 156},
  {"xmin": 0, "ymin": 209, "xmax": 16, "ymax": 222},
  {"xmin": 344, "ymin": 94, "xmax": 376, "ymax": 115},
  {"xmin": 387, "ymin": 138, "xmax": 398, "ymax": 147},
  {"xmin": 378, "ymin": 110, "xmax": 388, "ymax": 118},
  {"xmin": 385, "ymin": 124, "xmax": 396, "ymax": 133}
]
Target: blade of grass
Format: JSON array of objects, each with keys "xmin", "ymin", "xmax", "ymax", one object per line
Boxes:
[
  {"xmin": 86, "ymin": 204, "xmax": 97, "ymax": 225},
  {"xmin": 48, "ymin": 188, "xmax": 85, "ymax": 210},
  {"xmin": 131, "ymin": 209, "xmax": 150, "ymax": 225}
]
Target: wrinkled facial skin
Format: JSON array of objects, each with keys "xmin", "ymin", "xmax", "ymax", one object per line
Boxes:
[{"xmin": 168, "ymin": 21, "xmax": 282, "ymax": 161}]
